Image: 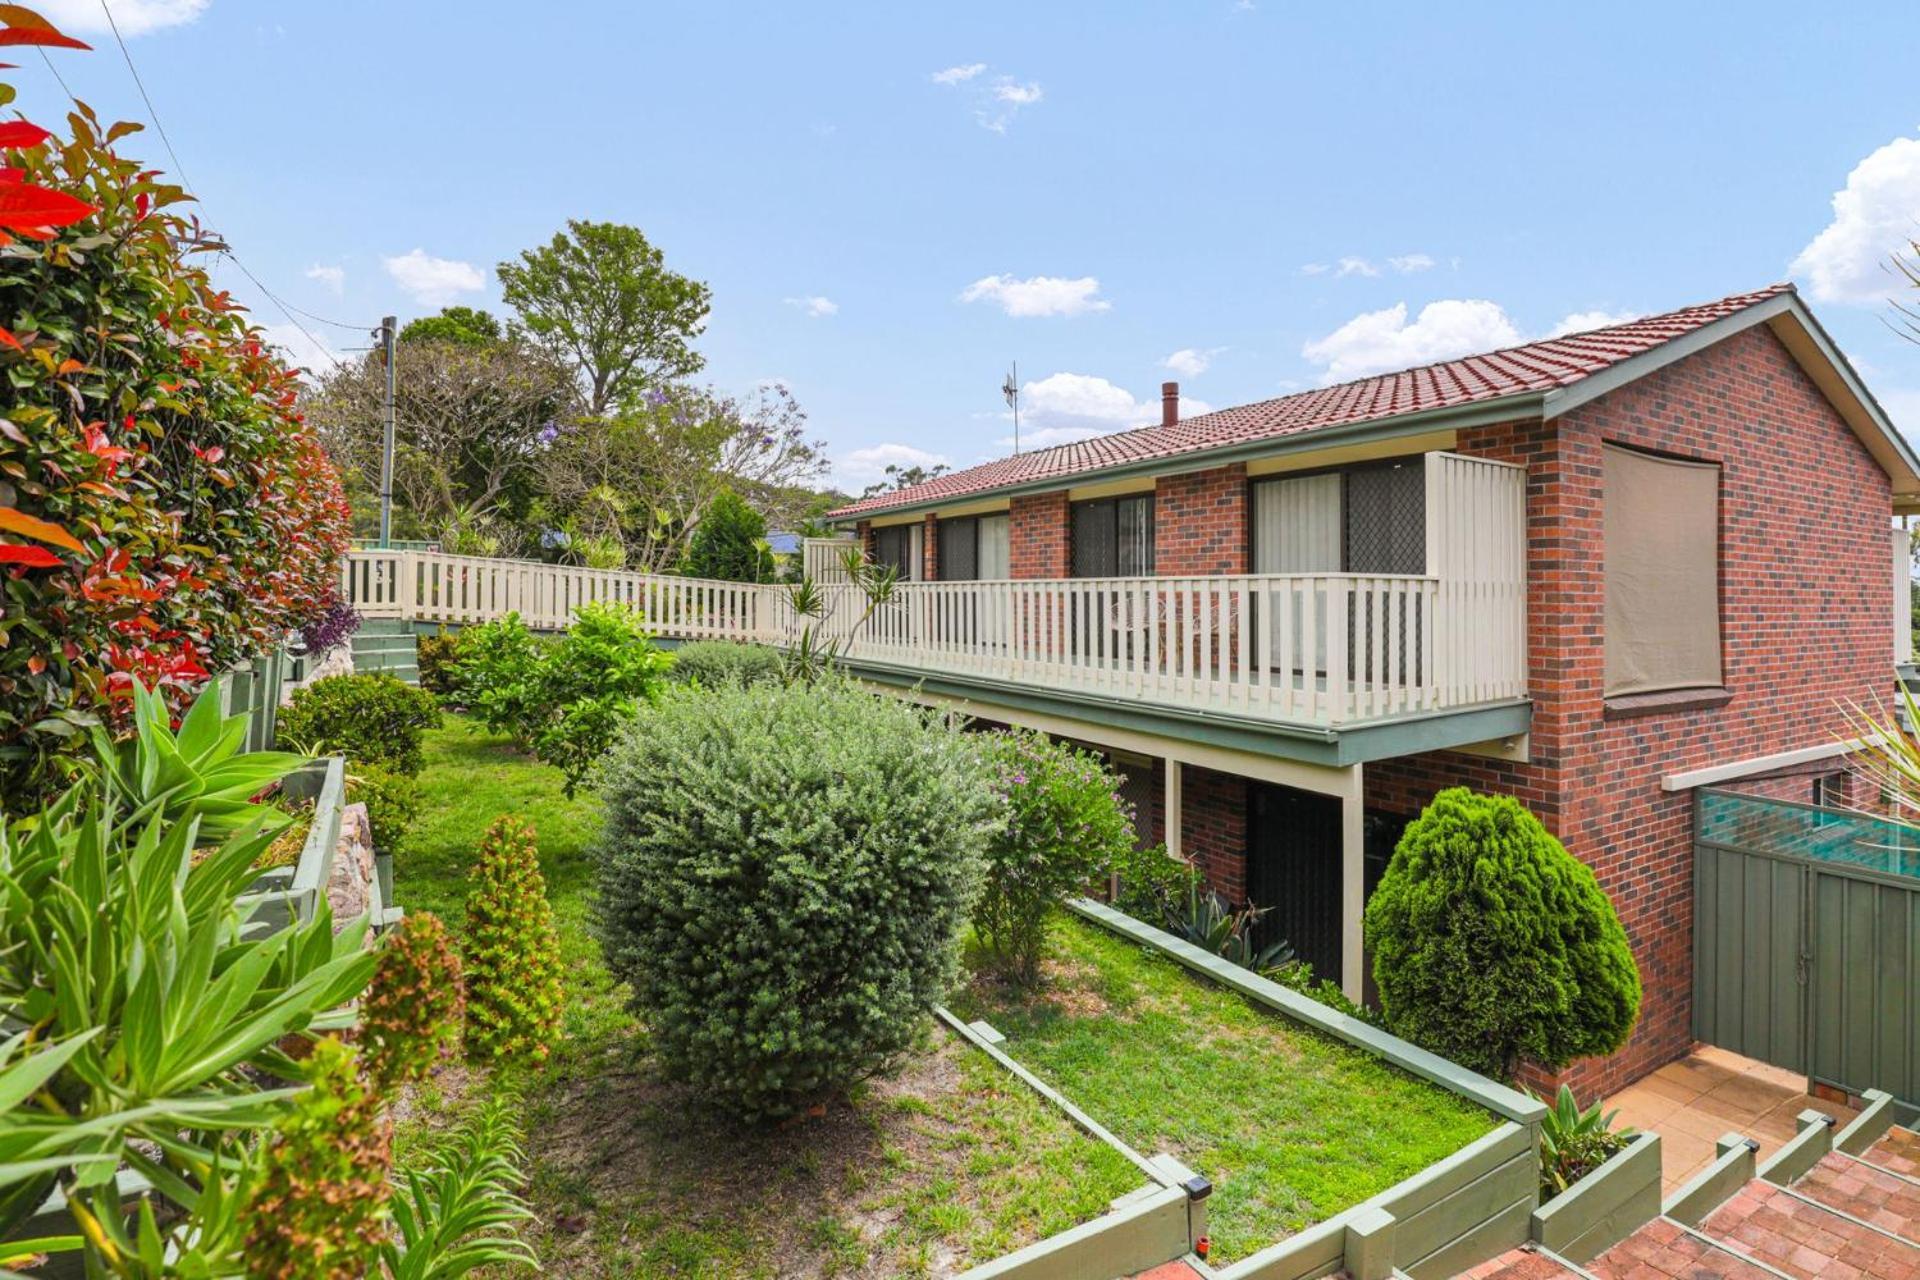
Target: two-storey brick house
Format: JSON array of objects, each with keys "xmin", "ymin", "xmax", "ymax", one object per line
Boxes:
[{"xmin": 823, "ymin": 284, "xmax": 1920, "ymax": 1095}]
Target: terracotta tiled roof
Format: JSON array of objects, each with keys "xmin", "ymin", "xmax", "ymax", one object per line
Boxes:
[{"xmin": 828, "ymin": 283, "xmax": 1794, "ymax": 519}]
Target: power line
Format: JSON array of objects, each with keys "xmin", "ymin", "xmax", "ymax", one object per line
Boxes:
[
  {"xmin": 36, "ymin": 47, "xmax": 75, "ymax": 103},
  {"xmin": 95, "ymin": 0, "xmax": 369, "ymax": 370}
]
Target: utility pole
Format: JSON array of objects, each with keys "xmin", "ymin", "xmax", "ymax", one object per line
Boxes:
[{"xmin": 377, "ymin": 315, "xmax": 396, "ymax": 549}]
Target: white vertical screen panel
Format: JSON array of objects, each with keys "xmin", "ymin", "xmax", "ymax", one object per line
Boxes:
[
  {"xmin": 1897, "ymin": 526, "xmax": 1913, "ymax": 666},
  {"xmin": 979, "ymin": 515, "xmax": 1011, "ymax": 579},
  {"xmin": 1254, "ymin": 474, "xmax": 1342, "ymax": 671},
  {"xmin": 907, "ymin": 523, "xmax": 923, "ymax": 581},
  {"xmin": 1252, "ymin": 474, "xmax": 1343, "ymax": 572}
]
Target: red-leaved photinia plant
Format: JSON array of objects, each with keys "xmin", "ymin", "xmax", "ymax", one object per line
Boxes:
[{"xmin": 0, "ymin": 4, "xmax": 351, "ymax": 794}]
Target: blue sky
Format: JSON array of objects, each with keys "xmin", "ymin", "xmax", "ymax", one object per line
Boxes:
[{"xmin": 26, "ymin": 1, "xmax": 1920, "ymax": 493}]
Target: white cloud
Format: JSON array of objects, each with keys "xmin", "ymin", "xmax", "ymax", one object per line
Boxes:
[
  {"xmin": 258, "ymin": 323, "xmax": 348, "ymax": 381},
  {"xmin": 833, "ymin": 442, "xmax": 951, "ymax": 492},
  {"xmin": 382, "ymin": 249, "xmax": 485, "ymax": 307},
  {"xmin": 933, "ymin": 63, "xmax": 1043, "ymax": 132},
  {"xmin": 784, "ymin": 295, "xmax": 838, "ymax": 318},
  {"xmin": 304, "ymin": 263, "xmax": 344, "ymax": 295},
  {"xmin": 1301, "ymin": 300, "xmax": 1524, "ymax": 383},
  {"xmin": 35, "ymin": 0, "xmax": 206, "ymax": 35},
  {"xmin": 1791, "ymin": 134, "xmax": 1920, "ymax": 305},
  {"xmin": 960, "ymin": 273, "xmax": 1109, "ymax": 318},
  {"xmin": 1002, "ymin": 372, "xmax": 1213, "ymax": 447},
  {"xmin": 1548, "ymin": 309, "xmax": 1639, "ymax": 338},
  {"xmin": 1163, "ymin": 346, "xmax": 1224, "ymax": 378},
  {"xmin": 1303, "ymin": 253, "xmax": 1440, "ymax": 279},
  {"xmin": 931, "ymin": 62, "xmax": 986, "ymax": 85}
]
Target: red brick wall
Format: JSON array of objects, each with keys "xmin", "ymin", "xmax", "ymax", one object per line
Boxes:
[
  {"xmin": 1183, "ymin": 765, "xmax": 1248, "ymax": 901},
  {"xmin": 1010, "ymin": 491, "xmax": 1070, "ymax": 579},
  {"xmin": 922, "ymin": 512, "xmax": 940, "ymax": 580},
  {"xmin": 1155, "ymin": 463, "xmax": 1249, "ymax": 575},
  {"xmin": 1369, "ymin": 323, "xmax": 1894, "ymax": 1098}
]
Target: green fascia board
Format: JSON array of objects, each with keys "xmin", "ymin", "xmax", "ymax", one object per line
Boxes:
[
  {"xmin": 839, "ymin": 658, "xmax": 1531, "ymax": 767},
  {"xmin": 826, "ymin": 394, "xmax": 1546, "ymax": 526}
]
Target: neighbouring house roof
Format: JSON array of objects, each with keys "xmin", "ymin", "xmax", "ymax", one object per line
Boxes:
[
  {"xmin": 829, "ymin": 283, "xmax": 1920, "ymax": 520},
  {"xmin": 765, "ymin": 531, "xmax": 802, "ymax": 554}
]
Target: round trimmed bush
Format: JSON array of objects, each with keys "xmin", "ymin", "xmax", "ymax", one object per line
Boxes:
[
  {"xmin": 594, "ymin": 679, "xmax": 995, "ymax": 1119},
  {"xmin": 276, "ymin": 674, "xmax": 441, "ymax": 776},
  {"xmin": 666, "ymin": 640, "xmax": 784, "ymax": 688},
  {"xmin": 1363, "ymin": 787, "xmax": 1642, "ymax": 1080}
]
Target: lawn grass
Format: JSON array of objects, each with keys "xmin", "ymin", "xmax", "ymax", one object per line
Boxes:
[
  {"xmin": 947, "ymin": 914, "xmax": 1501, "ymax": 1264},
  {"xmin": 397, "ymin": 714, "xmax": 1146, "ymax": 1277}
]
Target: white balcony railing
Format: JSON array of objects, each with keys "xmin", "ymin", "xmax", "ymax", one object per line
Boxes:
[{"xmin": 345, "ymin": 452, "xmax": 1525, "ymax": 730}]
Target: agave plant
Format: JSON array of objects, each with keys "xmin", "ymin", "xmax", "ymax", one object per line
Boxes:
[
  {"xmin": 85, "ymin": 676, "xmax": 309, "ymax": 844},
  {"xmin": 1165, "ymin": 885, "xmax": 1296, "ymax": 972},
  {"xmin": 1534, "ymin": 1083, "xmax": 1636, "ymax": 1199},
  {"xmin": 0, "ymin": 681, "xmax": 377, "ymax": 1272}
]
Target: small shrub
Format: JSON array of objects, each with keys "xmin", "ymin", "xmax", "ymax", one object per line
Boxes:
[
  {"xmin": 299, "ymin": 599, "xmax": 363, "ymax": 654},
  {"xmin": 668, "ymin": 640, "xmax": 784, "ymax": 688},
  {"xmin": 1364, "ymin": 787, "xmax": 1642, "ymax": 1080},
  {"xmin": 242, "ymin": 1038, "xmax": 391, "ymax": 1280},
  {"xmin": 349, "ymin": 762, "xmax": 421, "ymax": 859},
  {"xmin": 464, "ymin": 815, "xmax": 565, "ymax": 1065},
  {"xmin": 277, "ymin": 674, "xmax": 441, "ymax": 776},
  {"xmin": 684, "ymin": 486, "xmax": 773, "ymax": 582},
  {"xmin": 1268, "ymin": 958, "xmax": 1384, "ymax": 1027},
  {"xmin": 1536, "ymin": 1084, "xmax": 1636, "ymax": 1201},
  {"xmin": 975, "ymin": 731, "xmax": 1136, "ymax": 985},
  {"xmin": 596, "ymin": 679, "xmax": 995, "ymax": 1119},
  {"xmin": 530, "ymin": 601, "xmax": 673, "ymax": 794},
  {"xmin": 1109, "ymin": 840, "xmax": 1202, "ymax": 924},
  {"xmin": 1165, "ymin": 884, "xmax": 1295, "ymax": 971},
  {"xmin": 454, "ymin": 613, "xmax": 550, "ymax": 743},
  {"xmin": 361, "ymin": 912, "xmax": 465, "ymax": 1092},
  {"xmin": 416, "ymin": 628, "xmax": 467, "ymax": 698}
]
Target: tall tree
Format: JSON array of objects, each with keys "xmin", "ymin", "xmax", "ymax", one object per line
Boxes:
[
  {"xmin": 536, "ymin": 383, "xmax": 826, "ymax": 573},
  {"xmin": 497, "ymin": 221, "xmax": 711, "ymax": 415},
  {"xmin": 399, "ymin": 305, "xmax": 502, "ymax": 347}
]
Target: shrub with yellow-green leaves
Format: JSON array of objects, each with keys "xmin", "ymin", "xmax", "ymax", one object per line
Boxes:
[
  {"xmin": 242, "ymin": 1038, "xmax": 392, "ymax": 1280},
  {"xmin": 463, "ymin": 815, "xmax": 566, "ymax": 1064},
  {"xmin": 361, "ymin": 911, "xmax": 465, "ymax": 1092}
]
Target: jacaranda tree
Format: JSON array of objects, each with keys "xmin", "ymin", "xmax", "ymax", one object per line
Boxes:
[{"xmin": 0, "ymin": 5, "xmax": 351, "ymax": 797}]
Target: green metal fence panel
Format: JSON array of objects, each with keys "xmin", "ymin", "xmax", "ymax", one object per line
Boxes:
[
  {"xmin": 1691, "ymin": 840, "xmax": 1808, "ymax": 1074},
  {"xmin": 1694, "ymin": 789, "xmax": 1920, "ymax": 1110}
]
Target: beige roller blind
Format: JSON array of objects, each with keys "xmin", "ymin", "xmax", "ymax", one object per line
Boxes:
[{"xmin": 1604, "ymin": 444, "xmax": 1722, "ymax": 695}]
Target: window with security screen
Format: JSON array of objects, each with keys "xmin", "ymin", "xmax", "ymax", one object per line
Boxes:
[{"xmin": 1603, "ymin": 442, "xmax": 1723, "ymax": 696}]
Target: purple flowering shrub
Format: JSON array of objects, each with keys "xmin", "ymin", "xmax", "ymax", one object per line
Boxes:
[
  {"xmin": 976, "ymin": 730, "xmax": 1137, "ymax": 986},
  {"xmin": 297, "ymin": 598, "xmax": 362, "ymax": 654}
]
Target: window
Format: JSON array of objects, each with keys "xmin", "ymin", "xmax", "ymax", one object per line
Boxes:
[
  {"xmin": 938, "ymin": 517, "xmax": 979, "ymax": 581},
  {"xmin": 1249, "ymin": 457, "xmax": 1426, "ymax": 574},
  {"xmin": 871, "ymin": 524, "xmax": 919, "ymax": 580},
  {"xmin": 1603, "ymin": 443, "xmax": 1722, "ymax": 696},
  {"xmin": 1071, "ymin": 494, "xmax": 1154, "ymax": 577}
]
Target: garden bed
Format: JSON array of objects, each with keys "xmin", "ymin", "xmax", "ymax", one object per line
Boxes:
[{"xmin": 946, "ymin": 911, "xmax": 1503, "ymax": 1264}]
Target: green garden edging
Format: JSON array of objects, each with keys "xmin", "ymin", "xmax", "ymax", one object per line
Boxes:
[
  {"xmin": 1529, "ymin": 1131, "xmax": 1662, "ymax": 1263},
  {"xmin": 1758, "ymin": 1111, "xmax": 1837, "ymax": 1186},
  {"xmin": 1663, "ymin": 1134, "xmax": 1756, "ymax": 1227},
  {"xmin": 1835, "ymin": 1089, "xmax": 1898, "ymax": 1156},
  {"xmin": 1065, "ymin": 898, "xmax": 1546, "ymax": 1127}
]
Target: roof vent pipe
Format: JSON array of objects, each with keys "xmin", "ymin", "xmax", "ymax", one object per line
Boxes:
[{"xmin": 1161, "ymin": 381, "xmax": 1179, "ymax": 428}]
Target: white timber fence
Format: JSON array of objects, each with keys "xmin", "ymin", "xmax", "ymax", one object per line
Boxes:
[{"xmin": 344, "ymin": 457, "xmax": 1525, "ymax": 729}]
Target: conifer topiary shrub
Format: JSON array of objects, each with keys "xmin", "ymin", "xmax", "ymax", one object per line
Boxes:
[
  {"xmin": 1363, "ymin": 787, "xmax": 1642, "ymax": 1080},
  {"xmin": 595, "ymin": 679, "xmax": 995, "ymax": 1120},
  {"xmin": 463, "ymin": 816, "xmax": 566, "ymax": 1065},
  {"xmin": 361, "ymin": 911, "xmax": 465, "ymax": 1092}
]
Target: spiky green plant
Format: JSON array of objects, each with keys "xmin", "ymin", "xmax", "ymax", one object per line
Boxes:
[
  {"xmin": 361, "ymin": 912, "xmax": 465, "ymax": 1093},
  {"xmin": 380, "ymin": 1097, "xmax": 539, "ymax": 1280},
  {"xmin": 462, "ymin": 816, "xmax": 565, "ymax": 1065},
  {"xmin": 1533, "ymin": 1083, "xmax": 1635, "ymax": 1200},
  {"xmin": 241, "ymin": 1037, "xmax": 393, "ymax": 1280},
  {"xmin": 1842, "ymin": 684, "xmax": 1920, "ymax": 822}
]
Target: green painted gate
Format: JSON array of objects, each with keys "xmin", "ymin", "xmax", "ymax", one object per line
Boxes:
[{"xmin": 1693, "ymin": 789, "xmax": 1920, "ymax": 1110}]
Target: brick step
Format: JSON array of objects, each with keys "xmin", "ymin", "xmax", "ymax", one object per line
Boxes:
[
  {"xmin": 1791, "ymin": 1151, "xmax": 1920, "ymax": 1245},
  {"xmin": 1865, "ymin": 1127, "xmax": 1920, "ymax": 1181},
  {"xmin": 1586, "ymin": 1216, "xmax": 1777, "ymax": 1280},
  {"xmin": 1458, "ymin": 1244, "xmax": 1586, "ymax": 1280},
  {"xmin": 1698, "ymin": 1176, "xmax": 1920, "ymax": 1280}
]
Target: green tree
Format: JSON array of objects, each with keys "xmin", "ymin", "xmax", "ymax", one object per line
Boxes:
[
  {"xmin": 399, "ymin": 305, "xmax": 502, "ymax": 347},
  {"xmin": 1363, "ymin": 788, "xmax": 1641, "ymax": 1080},
  {"xmin": 497, "ymin": 220, "xmax": 712, "ymax": 415},
  {"xmin": 684, "ymin": 487, "xmax": 773, "ymax": 581}
]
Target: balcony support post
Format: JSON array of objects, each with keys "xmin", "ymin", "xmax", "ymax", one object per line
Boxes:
[
  {"xmin": 1164, "ymin": 758, "xmax": 1183, "ymax": 862},
  {"xmin": 1341, "ymin": 762, "xmax": 1365, "ymax": 1002}
]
